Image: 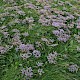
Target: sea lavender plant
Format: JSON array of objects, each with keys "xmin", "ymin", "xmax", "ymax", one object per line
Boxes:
[
  {"xmin": 20, "ymin": 52, "xmax": 32, "ymax": 59},
  {"xmin": 68, "ymin": 64, "xmax": 79, "ymax": 73},
  {"xmin": 19, "ymin": 44, "xmax": 34, "ymax": 52},
  {"xmin": 44, "ymin": 5, "xmax": 51, "ymax": 11},
  {"xmin": 27, "ymin": 3, "xmax": 36, "ymax": 9},
  {"xmin": 76, "ymin": 17, "xmax": 80, "ymax": 29},
  {"xmin": 38, "ymin": 69, "xmax": 44, "ymax": 75},
  {"xmin": 52, "ymin": 29, "xmax": 70, "ymax": 42},
  {"xmin": 12, "ymin": 33, "xmax": 22, "ymax": 46},
  {"xmin": 26, "ymin": 17, "xmax": 34, "ymax": 23},
  {"xmin": 47, "ymin": 51, "xmax": 57, "ymax": 64},
  {"xmin": 77, "ymin": 46, "xmax": 80, "ymax": 52},
  {"xmin": 52, "ymin": 21, "xmax": 60, "ymax": 27},
  {"xmin": 36, "ymin": 62, "xmax": 43, "ymax": 67},
  {"xmin": 2, "ymin": 31, "xmax": 9, "ymax": 38},
  {"xmin": 21, "ymin": 67, "xmax": 33, "ymax": 78},
  {"xmin": 0, "ymin": 46, "xmax": 7, "ymax": 54},
  {"xmin": 33, "ymin": 50, "xmax": 41, "ymax": 58},
  {"xmin": 22, "ymin": 17, "xmax": 34, "ymax": 24},
  {"xmin": 17, "ymin": 10, "xmax": 25, "ymax": 16},
  {"xmin": 22, "ymin": 32, "xmax": 29, "ymax": 37},
  {"xmin": 74, "ymin": 34, "xmax": 80, "ymax": 43}
]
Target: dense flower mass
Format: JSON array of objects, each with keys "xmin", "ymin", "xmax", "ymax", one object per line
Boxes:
[
  {"xmin": 52, "ymin": 29, "xmax": 70, "ymax": 42},
  {"xmin": 19, "ymin": 44, "xmax": 34, "ymax": 52}
]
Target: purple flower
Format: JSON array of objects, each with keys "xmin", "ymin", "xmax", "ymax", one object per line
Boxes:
[
  {"xmin": 21, "ymin": 67, "xmax": 33, "ymax": 78},
  {"xmin": 20, "ymin": 52, "xmax": 32, "ymax": 59},
  {"xmin": 68, "ymin": 64, "xmax": 79, "ymax": 73},
  {"xmin": 52, "ymin": 30, "xmax": 60, "ymax": 36},
  {"xmin": 27, "ymin": 3, "xmax": 36, "ymax": 9},
  {"xmin": 2, "ymin": 31, "xmax": 9, "ymax": 38},
  {"xmin": 52, "ymin": 29, "xmax": 70, "ymax": 42},
  {"xmin": 38, "ymin": 69, "xmax": 44, "ymax": 75},
  {"xmin": 52, "ymin": 22, "xmax": 60, "ymax": 27},
  {"xmin": 76, "ymin": 18, "xmax": 80, "ymax": 29},
  {"xmin": 19, "ymin": 44, "xmax": 34, "ymax": 52},
  {"xmin": 44, "ymin": 5, "xmax": 51, "ymax": 11},
  {"xmin": 36, "ymin": 62, "xmax": 43, "ymax": 67},
  {"xmin": 26, "ymin": 17, "xmax": 34, "ymax": 23},
  {"xmin": 22, "ymin": 32, "xmax": 29, "ymax": 37},
  {"xmin": 52, "ymin": 21, "xmax": 66, "ymax": 27},
  {"xmin": 58, "ymin": 34, "xmax": 70, "ymax": 42},
  {"xmin": 0, "ymin": 46, "xmax": 7, "ymax": 54},
  {"xmin": 33, "ymin": 50, "xmax": 41, "ymax": 58},
  {"xmin": 39, "ymin": 9, "xmax": 47, "ymax": 14},
  {"xmin": 12, "ymin": 29, "xmax": 20, "ymax": 33},
  {"xmin": 47, "ymin": 51, "xmax": 57, "ymax": 64},
  {"xmin": 17, "ymin": 10, "xmax": 25, "ymax": 16}
]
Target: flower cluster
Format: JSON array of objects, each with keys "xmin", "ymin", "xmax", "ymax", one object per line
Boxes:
[
  {"xmin": 19, "ymin": 44, "xmax": 34, "ymax": 52},
  {"xmin": 0, "ymin": 46, "xmax": 7, "ymax": 54},
  {"xmin": 17, "ymin": 10, "xmax": 25, "ymax": 16},
  {"xmin": 52, "ymin": 29, "xmax": 70, "ymax": 42},
  {"xmin": 3, "ymin": 0, "xmax": 14, "ymax": 3},
  {"xmin": 38, "ymin": 5, "xmax": 75, "ymax": 28},
  {"xmin": 27, "ymin": 3, "xmax": 36, "ymax": 9},
  {"xmin": 20, "ymin": 52, "xmax": 32, "ymax": 59},
  {"xmin": 36, "ymin": 62, "xmax": 43, "ymax": 67},
  {"xmin": 22, "ymin": 17, "xmax": 34, "ymax": 24},
  {"xmin": 47, "ymin": 51, "xmax": 57, "ymax": 64},
  {"xmin": 74, "ymin": 34, "xmax": 80, "ymax": 43},
  {"xmin": 68, "ymin": 64, "xmax": 79, "ymax": 73},
  {"xmin": 38, "ymin": 69, "xmax": 44, "ymax": 75},
  {"xmin": 12, "ymin": 29, "xmax": 22, "ymax": 46},
  {"xmin": 21, "ymin": 67, "xmax": 33, "ymax": 78},
  {"xmin": 77, "ymin": 46, "xmax": 80, "ymax": 52},
  {"xmin": 22, "ymin": 32, "xmax": 29, "ymax": 37},
  {"xmin": 76, "ymin": 17, "xmax": 80, "ymax": 29},
  {"xmin": 33, "ymin": 50, "xmax": 41, "ymax": 58}
]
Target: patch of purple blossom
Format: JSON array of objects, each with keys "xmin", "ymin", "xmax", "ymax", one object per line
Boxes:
[
  {"xmin": 33, "ymin": 50, "xmax": 41, "ymax": 58},
  {"xmin": 47, "ymin": 51, "xmax": 57, "ymax": 64},
  {"xmin": 52, "ymin": 29, "xmax": 70, "ymax": 42},
  {"xmin": 24, "ymin": 3, "xmax": 37, "ymax": 9},
  {"xmin": 77, "ymin": 46, "xmax": 80, "ymax": 52},
  {"xmin": 22, "ymin": 32, "xmax": 29, "ymax": 37},
  {"xmin": 38, "ymin": 68, "xmax": 44, "ymax": 75},
  {"xmin": 20, "ymin": 52, "xmax": 32, "ymax": 59},
  {"xmin": 36, "ymin": 62, "xmax": 43, "ymax": 67},
  {"xmin": 0, "ymin": 46, "xmax": 7, "ymax": 54},
  {"xmin": 74, "ymin": 34, "xmax": 80, "ymax": 43},
  {"xmin": 22, "ymin": 17, "xmax": 34, "ymax": 24},
  {"xmin": 68, "ymin": 64, "xmax": 79, "ymax": 73},
  {"xmin": 3, "ymin": 0, "xmax": 14, "ymax": 3},
  {"xmin": 17, "ymin": 10, "xmax": 25, "ymax": 16},
  {"xmin": 19, "ymin": 44, "xmax": 34, "ymax": 52},
  {"xmin": 12, "ymin": 31, "xmax": 22, "ymax": 46},
  {"xmin": 76, "ymin": 17, "xmax": 80, "ymax": 29},
  {"xmin": 21, "ymin": 67, "xmax": 33, "ymax": 78},
  {"xmin": 52, "ymin": 21, "xmax": 60, "ymax": 27}
]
